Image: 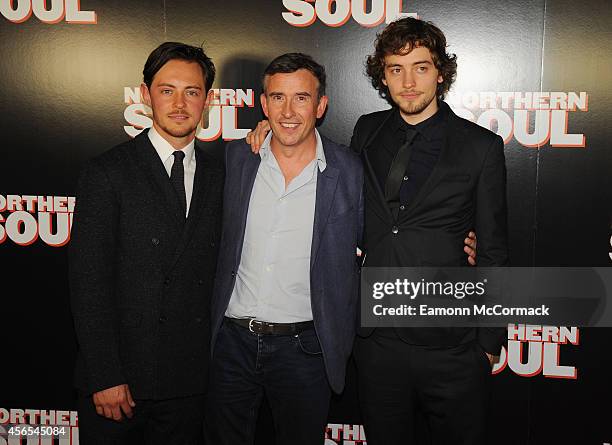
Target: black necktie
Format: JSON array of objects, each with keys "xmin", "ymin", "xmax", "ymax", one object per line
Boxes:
[
  {"xmin": 170, "ymin": 150, "xmax": 187, "ymax": 216},
  {"xmin": 384, "ymin": 127, "xmax": 417, "ymax": 208}
]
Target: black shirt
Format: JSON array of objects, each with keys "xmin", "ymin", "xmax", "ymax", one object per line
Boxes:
[{"xmin": 369, "ymin": 101, "xmax": 447, "ymax": 210}]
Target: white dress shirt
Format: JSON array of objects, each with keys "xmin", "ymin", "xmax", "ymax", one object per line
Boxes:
[{"xmin": 147, "ymin": 126, "xmax": 196, "ymax": 216}]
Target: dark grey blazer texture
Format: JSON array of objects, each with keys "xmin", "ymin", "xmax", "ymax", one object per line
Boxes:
[
  {"xmin": 70, "ymin": 131, "xmax": 224, "ymax": 400},
  {"xmin": 211, "ymin": 136, "xmax": 363, "ymax": 393}
]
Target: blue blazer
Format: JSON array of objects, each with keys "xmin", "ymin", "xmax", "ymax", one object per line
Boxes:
[{"xmin": 211, "ymin": 135, "xmax": 363, "ymax": 393}]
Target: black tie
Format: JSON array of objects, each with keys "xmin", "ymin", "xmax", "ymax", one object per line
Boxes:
[
  {"xmin": 384, "ymin": 127, "xmax": 417, "ymax": 208},
  {"xmin": 170, "ymin": 150, "xmax": 187, "ymax": 216}
]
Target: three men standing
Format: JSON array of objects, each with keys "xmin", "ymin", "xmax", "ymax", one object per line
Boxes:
[{"xmin": 71, "ymin": 15, "xmax": 505, "ymax": 445}]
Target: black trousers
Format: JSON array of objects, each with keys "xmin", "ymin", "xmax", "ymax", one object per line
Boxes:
[
  {"xmin": 205, "ymin": 319, "xmax": 332, "ymax": 445},
  {"xmin": 77, "ymin": 392, "xmax": 205, "ymax": 445},
  {"xmin": 353, "ymin": 330, "xmax": 492, "ymax": 445}
]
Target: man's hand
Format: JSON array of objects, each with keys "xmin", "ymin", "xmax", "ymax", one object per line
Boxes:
[
  {"xmin": 464, "ymin": 231, "xmax": 477, "ymax": 266},
  {"xmin": 245, "ymin": 120, "xmax": 271, "ymax": 154},
  {"xmin": 486, "ymin": 352, "xmax": 497, "ymax": 367},
  {"xmin": 92, "ymin": 384, "xmax": 135, "ymax": 421}
]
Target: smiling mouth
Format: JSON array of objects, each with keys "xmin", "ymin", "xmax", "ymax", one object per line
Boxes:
[
  {"xmin": 169, "ymin": 114, "xmax": 190, "ymax": 120},
  {"xmin": 280, "ymin": 123, "xmax": 300, "ymax": 128}
]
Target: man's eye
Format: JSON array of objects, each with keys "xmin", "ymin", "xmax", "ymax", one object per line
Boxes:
[
  {"xmin": 187, "ymin": 90, "xmax": 200, "ymax": 96},
  {"xmin": 416, "ymin": 66, "xmax": 428, "ymax": 73},
  {"xmin": 161, "ymin": 89, "xmax": 172, "ymax": 94}
]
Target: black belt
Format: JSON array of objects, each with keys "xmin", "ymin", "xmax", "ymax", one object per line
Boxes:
[{"xmin": 226, "ymin": 317, "xmax": 314, "ymax": 335}]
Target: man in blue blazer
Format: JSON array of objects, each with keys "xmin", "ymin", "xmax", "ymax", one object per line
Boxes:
[{"xmin": 206, "ymin": 53, "xmax": 363, "ymax": 445}]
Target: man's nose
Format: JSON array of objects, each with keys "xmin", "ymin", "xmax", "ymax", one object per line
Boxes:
[
  {"xmin": 281, "ymin": 98, "xmax": 295, "ymax": 117},
  {"xmin": 402, "ymin": 71, "xmax": 416, "ymax": 89},
  {"xmin": 174, "ymin": 92, "xmax": 186, "ymax": 109}
]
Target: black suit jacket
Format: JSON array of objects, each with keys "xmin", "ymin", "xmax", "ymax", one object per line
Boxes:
[
  {"xmin": 70, "ymin": 131, "xmax": 223, "ymax": 399},
  {"xmin": 351, "ymin": 102, "xmax": 508, "ymax": 354}
]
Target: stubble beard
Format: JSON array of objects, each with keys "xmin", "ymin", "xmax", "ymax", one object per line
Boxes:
[
  {"xmin": 397, "ymin": 90, "xmax": 436, "ymax": 117},
  {"xmin": 159, "ymin": 118, "xmax": 198, "ymax": 139}
]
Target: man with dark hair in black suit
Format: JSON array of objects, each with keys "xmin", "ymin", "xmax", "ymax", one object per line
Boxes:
[
  {"xmin": 70, "ymin": 42, "xmax": 223, "ymax": 445},
  {"xmin": 351, "ymin": 17, "xmax": 508, "ymax": 445}
]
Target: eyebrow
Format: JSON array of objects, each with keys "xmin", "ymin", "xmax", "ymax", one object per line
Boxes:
[
  {"xmin": 386, "ymin": 60, "xmax": 433, "ymax": 67},
  {"xmin": 157, "ymin": 83, "xmax": 202, "ymax": 90},
  {"xmin": 267, "ymin": 91, "xmax": 312, "ymax": 97}
]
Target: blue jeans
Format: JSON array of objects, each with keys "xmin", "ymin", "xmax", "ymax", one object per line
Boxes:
[{"xmin": 205, "ymin": 318, "xmax": 331, "ymax": 444}]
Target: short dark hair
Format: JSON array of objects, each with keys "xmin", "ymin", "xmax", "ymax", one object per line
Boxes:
[
  {"xmin": 366, "ymin": 18, "xmax": 457, "ymax": 104},
  {"xmin": 262, "ymin": 53, "xmax": 326, "ymax": 98},
  {"xmin": 143, "ymin": 42, "xmax": 216, "ymax": 92}
]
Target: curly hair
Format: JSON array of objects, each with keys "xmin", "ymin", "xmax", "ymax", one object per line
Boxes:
[{"xmin": 366, "ymin": 18, "xmax": 457, "ymax": 105}]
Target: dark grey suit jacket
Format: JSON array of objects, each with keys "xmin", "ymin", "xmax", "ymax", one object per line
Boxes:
[
  {"xmin": 70, "ymin": 131, "xmax": 224, "ymax": 399},
  {"xmin": 211, "ymin": 136, "xmax": 363, "ymax": 393}
]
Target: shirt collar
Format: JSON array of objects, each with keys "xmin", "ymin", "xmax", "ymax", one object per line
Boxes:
[
  {"xmin": 259, "ymin": 128, "xmax": 327, "ymax": 172},
  {"xmin": 148, "ymin": 126, "xmax": 196, "ymax": 165},
  {"xmin": 394, "ymin": 99, "xmax": 448, "ymax": 141}
]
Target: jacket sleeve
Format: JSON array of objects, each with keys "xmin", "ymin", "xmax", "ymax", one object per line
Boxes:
[
  {"xmin": 475, "ymin": 134, "xmax": 509, "ymax": 354},
  {"xmin": 69, "ymin": 159, "xmax": 125, "ymax": 394},
  {"xmin": 350, "ymin": 115, "xmax": 366, "ymax": 154},
  {"xmin": 475, "ymin": 134, "xmax": 509, "ymax": 267}
]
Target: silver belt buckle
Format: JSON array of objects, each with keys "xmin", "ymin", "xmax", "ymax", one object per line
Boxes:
[{"xmin": 248, "ymin": 318, "xmax": 257, "ymax": 333}]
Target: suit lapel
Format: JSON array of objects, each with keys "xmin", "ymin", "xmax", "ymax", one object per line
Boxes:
[
  {"xmin": 165, "ymin": 148, "xmax": 218, "ymax": 273},
  {"xmin": 133, "ymin": 132, "xmax": 186, "ymax": 230},
  {"xmin": 310, "ymin": 142, "xmax": 340, "ymax": 270},
  {"xmin": 234, "ymin": 151, "xmax": 261, "ymax": 265},
  {"xmin": 362, "ymin": 111, "xmax": 395, "ymax": 222},
  {"xmin": 401, "ymin": 111, "xmax": 466, "ymax": 214}
]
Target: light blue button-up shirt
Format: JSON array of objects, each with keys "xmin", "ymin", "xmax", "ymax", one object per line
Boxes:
[{"xmin": 225, "ymin": 130, "xmax": 326, "ymax": 323}]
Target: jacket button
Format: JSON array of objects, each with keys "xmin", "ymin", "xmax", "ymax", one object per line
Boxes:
[
  {"xmin": 198, "ymin": 279, "xmax": 204, "ymax": 285},
  {"xmin": 403, "ymin": 175, "xmax": 409, "ymax": 181},
  {"xmin": 151, "ymin": 238, "xmax": 160, "ymax": 246},
  {"xmin": 231, "ymin": 271, "xmax": 236, "ymax": 277},
  {"xmin": 399, "ymin": 205, "xmax": 405, "ymax": 211},
  {"xmin": 195, "ymin": 317, "xmax": 202, "ymax": 323},
  {"xmin": 391, "ymin": 226, "xmax": 399, "ymax": 234},
  {"xmin": 159, "ymin": 316, "xmax": 167, "ymax": 323},
  {"xmin": 210, "ymin": 241, "xmax": 216, "ymax": 247},
  {"xmin": 164, "ymin": 277, "xmax": 171, "ymax": 285}
]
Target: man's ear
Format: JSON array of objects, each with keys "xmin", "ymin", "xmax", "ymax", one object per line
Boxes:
[
  {"xmin": 316, "ymin": 95, "xmax": 328, "ymax": 119},
  {"xmin": 260, "ymin": 93, "xmax": 269, "ymax": 119},
  {"xmin": 437, "ymin": 74, "xmax": 444, "ymax": 84},
  {"xmin": 140, "ymin": 83, "xmax": 152, "ymax": 107},
  {"xmin": 205, "ymin": 89, "xmax": 214, "ymax": 106}
]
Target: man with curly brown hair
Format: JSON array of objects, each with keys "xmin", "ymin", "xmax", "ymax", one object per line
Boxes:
[{"xmin": 350, "ymin": 17, "xmax": 508, "ymax": 445}]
